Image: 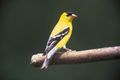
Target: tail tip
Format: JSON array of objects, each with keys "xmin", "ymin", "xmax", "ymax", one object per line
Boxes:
[
  {"xmin": 40, "ymin": 59, "xmax": 49, "ymax": 69},
  {"xmin": 41, "ymin": 65, "xmax": 48, "ymax": 69}
]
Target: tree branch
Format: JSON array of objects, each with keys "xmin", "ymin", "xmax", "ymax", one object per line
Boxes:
[{"xmin": 31, "ymin": 46, "xmax": 120, "ymax": 67}]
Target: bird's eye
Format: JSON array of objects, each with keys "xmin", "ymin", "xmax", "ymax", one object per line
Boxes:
[{"xmin": 66, "ymin": 12, "xmax": 72, "ymax": 16}]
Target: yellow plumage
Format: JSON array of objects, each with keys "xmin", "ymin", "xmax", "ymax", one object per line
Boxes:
[
  {"xmin": 41, "ymin": 12, "xmax": 77, "ymax": 69},
  {"xmin": 51, "ymin": 13, "xmax": 73, "ymax": 48}
]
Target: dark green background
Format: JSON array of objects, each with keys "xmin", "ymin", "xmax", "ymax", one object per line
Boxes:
[{"xmin": 1, "ymin": 0, "xmax": 120, "ymax": 80}]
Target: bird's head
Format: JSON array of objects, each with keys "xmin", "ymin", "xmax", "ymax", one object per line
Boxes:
[{"xmin": 59, "ymin": 12, "xmax": 77, "ymax": 22}]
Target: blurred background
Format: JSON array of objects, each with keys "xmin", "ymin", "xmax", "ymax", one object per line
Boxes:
[{"xmin": 1, "ymin": 0, "xmax": 120, "ymax": 80}]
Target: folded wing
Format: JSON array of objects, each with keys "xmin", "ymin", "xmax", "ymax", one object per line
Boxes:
[{"xmin": 43, "ymin": 27, "xmax": 70, "ymax": 55}]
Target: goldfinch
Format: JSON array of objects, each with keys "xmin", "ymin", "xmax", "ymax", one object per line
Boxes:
[{"xmin": 41, "ymin": 12, "xmax": 77, "ymax": 69}]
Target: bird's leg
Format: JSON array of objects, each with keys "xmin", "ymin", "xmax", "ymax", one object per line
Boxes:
[{"xmin": 63, "ymin": 45, "xmax": 72, "ymax": 51}]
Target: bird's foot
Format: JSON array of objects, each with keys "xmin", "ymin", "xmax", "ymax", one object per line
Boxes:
[{"xmin": 63, "ymin": 46, "xmax": 72, "ymax": 52}]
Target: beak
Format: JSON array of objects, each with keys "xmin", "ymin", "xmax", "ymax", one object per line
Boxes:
[{"xmin": 72, "ymin": 14, "xmax": 77, "ymax": 18}]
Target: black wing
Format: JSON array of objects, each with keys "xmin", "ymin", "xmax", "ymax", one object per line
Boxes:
[{"xmin": 43, "ymin": 27, "xmax": 70, "ymax": 55}]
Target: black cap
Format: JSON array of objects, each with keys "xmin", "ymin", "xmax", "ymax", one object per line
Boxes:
[{"xmin": 66, "ymin": 12, "xmax": 72, "ymax": 16}]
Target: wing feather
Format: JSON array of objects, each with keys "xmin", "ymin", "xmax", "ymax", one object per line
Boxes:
[{"xmin": 43, "ymin": 27, "xmax": 70, "ymax": 55}]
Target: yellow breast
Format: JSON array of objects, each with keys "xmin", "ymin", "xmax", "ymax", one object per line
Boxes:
[{"xmin": 50, "ymin": 21, "xmax": 73, "ymax": 48}]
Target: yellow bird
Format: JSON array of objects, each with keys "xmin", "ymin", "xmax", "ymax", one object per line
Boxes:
[{"xmin": 41, "ymin": 12, "xmax": 77, "ymax": 69}]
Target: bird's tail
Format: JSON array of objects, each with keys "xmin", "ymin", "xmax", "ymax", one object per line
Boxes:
[
  {"xmin": 41, "ymin": 57, "xmax": 49, "ymax": 69},
  {"xmin": 41, "ymin": 47, "xmax": 58, "ymax": 69}
]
